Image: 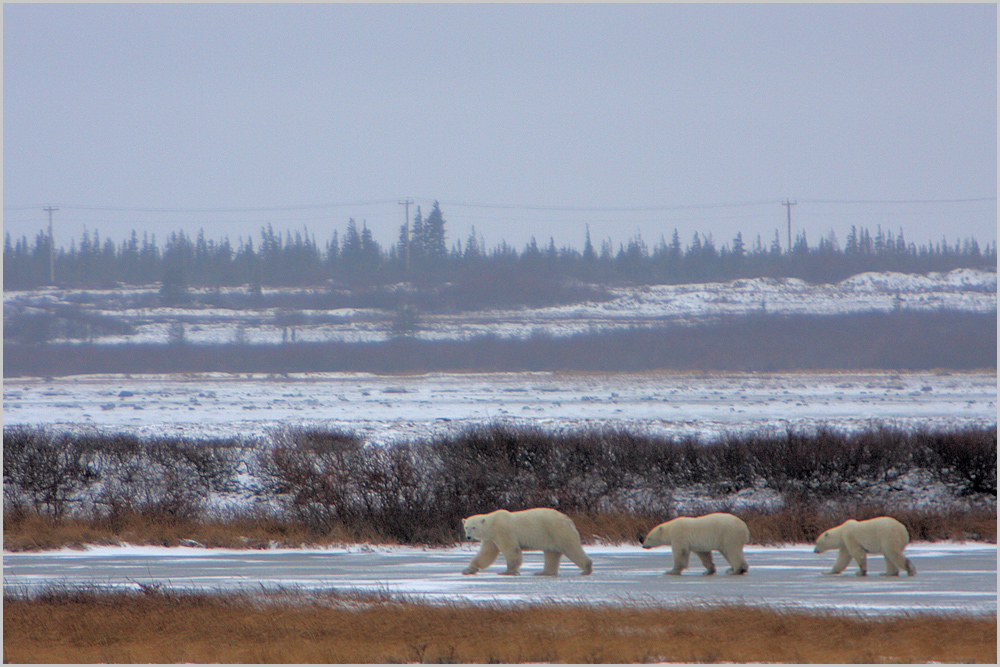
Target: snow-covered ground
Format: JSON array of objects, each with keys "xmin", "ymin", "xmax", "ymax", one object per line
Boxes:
[
  {"xmin": 4, "ymin": 370, "xmax": 995, "ymax": 443},
  {"xmin": 4, "ymin": 268, "xmax": 995, "ymax": 344},
  {"xmin": 3, "ymin": 543, "xmax": 995, "ymax": 616}
]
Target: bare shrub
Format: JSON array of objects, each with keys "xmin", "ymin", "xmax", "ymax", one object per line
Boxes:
[
  {"xmin": 5, "ymin": 423, "xmax": 996, "ymax": 547},
  {"xmin": 251, "ymin": 427, "xmax": 369, "ymax": 534},
  {"xmin": 434, "ymin": 424, "xmax": 675, "ymax": 518},
  {"xmin": 916, "ymin": 426, "xmax": 997, "ymax": 496},
  {"xmin": 90, "ymin": 435, "xmax": 243, "ymax": 523},
  {"xmin": 2, "ymin": 427, "xmax": 98, "ymax": 518}
]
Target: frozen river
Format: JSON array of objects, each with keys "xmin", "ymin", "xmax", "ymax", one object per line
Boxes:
[
  {"xmin": 3, "ymin": 370, "xmax": 996, "ymax": 442},
  {"xmin": 3, "ymin": 543, "xmax": 995, "ymax": 616}
]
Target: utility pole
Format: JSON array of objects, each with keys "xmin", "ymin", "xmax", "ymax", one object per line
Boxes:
[
  {"xmin": 398, "ymin": 198, "xmax": 413, "ymax": 274},
  {"xmin": 44, "ymin": 205, "xmax": 58, "ymax": 284},
  {"xmin": 782, "ymin": 199, "xmax": 796, "ymax": 253}
]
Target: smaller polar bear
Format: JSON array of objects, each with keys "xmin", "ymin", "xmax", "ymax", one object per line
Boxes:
[
  {"xmin": 814, "ymin": 517, "xmax": 916, "ymax": 577},
  {"xmin": 461, "ymin": 508, "xmax": 593, "ymax": 576},
  {"xmin": 642, "ymin": 513, "xmax": 750, "ymax": 575}
]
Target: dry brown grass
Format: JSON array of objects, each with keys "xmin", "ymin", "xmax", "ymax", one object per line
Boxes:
[
  {"xmin": 736, "ymin": 507, "xmax": 998, "ymax": 545},
  {"xmin": 3, "ymin": 588, "xmax": 995, "ymax": 664},
  {"xmin": 5, "ymin": 507, "xmax": 996, "ymax": 552},
  {"xmin": 1, "ymin": 513, "xmax": 355, "ymax": 552}
]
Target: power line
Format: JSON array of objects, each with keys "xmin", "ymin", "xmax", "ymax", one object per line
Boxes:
[
  {"xmin": 431, "ymin": 199, "xmax": 780, "ymax": 212},
  {"xmin": 2, "ymin": 199, "xmax": 398, "ymax": 214},
  {"xmin": 4, "ymin": 196, "xmax": 994, "ymax": 215},
  {"xmin": 799, "ymin": 197, "xmax": 996, "ymax": 205}
]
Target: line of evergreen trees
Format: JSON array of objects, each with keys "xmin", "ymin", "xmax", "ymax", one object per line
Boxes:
[{"xmin": 4, "ymin": 200, "xmax": 995, "ymax": 291}]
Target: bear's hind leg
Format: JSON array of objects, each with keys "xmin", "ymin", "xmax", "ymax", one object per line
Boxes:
[
  {"xmin": 562, "ymin": 543, "xmax": 594, "ymax": 575},
  {"xmin": 723, "ymin": 547, "xmax": 749, "ymax": 575},
  {"xmin": 882, "ymin": 550, "xmax": 913, "ymax": 577},
  {"xmin": 536, "ymin": 550, "xmax": 561, "ymax": 576},
  {"xmin": 695, "ymin": 551, "xmax": 716, "ymax": 575},
  {"xmin": 668, "ymin": 546, "xmax": 690, "ymax": 575},
  {"xmin": 464, "ymin": 541, "xmax": 500, "ymax": 575}
]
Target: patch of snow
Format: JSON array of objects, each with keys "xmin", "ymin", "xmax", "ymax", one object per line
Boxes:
[{"xmin": 4, "ymin": 370, "xmax": 994, "ymax": 443}]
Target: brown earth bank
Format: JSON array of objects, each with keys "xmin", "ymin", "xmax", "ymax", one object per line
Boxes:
[
  {"xmin": 3, "ymin": 588, "xmax": 995, "ymax": 664},
  {"xmin": 3, "ymin": 507, "xmax": 995, "ymax": 552}
]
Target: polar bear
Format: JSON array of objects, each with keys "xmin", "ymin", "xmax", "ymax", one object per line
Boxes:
[
  {"xmin": 642, "ymin": 513, "xmax": 750, "ymax": 575},
  {"xmin": 814, "ymin": 517, "xmax": 916, "ymax": 577},
  {"xmin": 461, "ymin": 508, "xmax": 593, "ymax": 576}
]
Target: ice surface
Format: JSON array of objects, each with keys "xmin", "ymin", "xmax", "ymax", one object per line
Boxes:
[{"xmin": 3, "ymin": 543, "xmax": 995, "ymax": 616}]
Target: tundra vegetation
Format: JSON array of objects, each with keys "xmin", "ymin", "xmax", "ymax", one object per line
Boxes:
[
  {"xmin": 4, "ymin": 211, "xmax": 996, "ymax": 662},
  {"xmin": 4, "ymin": 423, "xmax": 995, "ymax": 550},
  {"xmin": 5, "ymin": 410, "xmax": 996, "ymax": 665},
  {"xmin": 3, "ymin": 586, "xmax": 996, "ymax": 664}
]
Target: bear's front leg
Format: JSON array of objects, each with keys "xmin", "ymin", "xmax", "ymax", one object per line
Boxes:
[
  {"xmin": 500, "ymin": 545, "xmax": 523, "ymax": 575},
  {"xmin": 667, "ymin": 546, "xmax": 690, "ymax": 575},
  {"xmin": 825, "ymin": 547, "xmax": 852, "ymax": 575},
  {"xmin": 463, "ymin": 541, "xmax": 500, "ymax": 575},
  {"xmin": 843, "ymin": 537, "xmax": 868, "ymax": 576}
]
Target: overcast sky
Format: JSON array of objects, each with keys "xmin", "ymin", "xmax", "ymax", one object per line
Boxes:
[{"xmin": 4, "ymin": 3, "xmax": 996, "ymax": 254}]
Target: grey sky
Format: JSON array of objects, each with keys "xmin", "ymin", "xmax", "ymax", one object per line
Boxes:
[{"xmin": 4, "ymin": 3, "xmax": 996, "ymax": 254}]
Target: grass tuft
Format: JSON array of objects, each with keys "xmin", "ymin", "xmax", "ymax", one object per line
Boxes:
[{"xmin": 3, "ymin": 587, "xmax": 996, "ymax": 664}]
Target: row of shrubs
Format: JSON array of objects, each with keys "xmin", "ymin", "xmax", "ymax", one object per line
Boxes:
[{"xmin": 4, "ymin": 423, "xmax": 995, "ymax": 545}]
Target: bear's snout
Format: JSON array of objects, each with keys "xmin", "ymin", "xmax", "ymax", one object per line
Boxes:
[{"xmin": 642, "ymin": 543, "xmax": 651, "ymax": 549}]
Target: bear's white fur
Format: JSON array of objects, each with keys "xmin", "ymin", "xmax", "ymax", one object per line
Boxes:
[
  {"xmin": 461, "ymin": 508, "xmax": 593, "ymax": 576},
  {"xmin": 642, "ymin": 512, "xmax": 750, "ymax": 575},
  {"xmin": 814, "ymin": 517, "xmax": 916, "ymax": 577}
]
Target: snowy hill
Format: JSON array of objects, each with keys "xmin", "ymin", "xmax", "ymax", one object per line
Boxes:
[{"xmin": 3, "ymin": 268, "xmax": 996, "ymax": 345}]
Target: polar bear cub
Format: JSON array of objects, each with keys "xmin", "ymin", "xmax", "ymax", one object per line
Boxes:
[
  {"xmin": 461, "ymin": 508, "xmax": 593, "ymax": 576},
  {"xmin": 642, "ymin": 512, "xmax": 750, "ymax": 575},
  {"xmin": 814, "ymin": 517, "xmax": 916, "ymax": 577}
]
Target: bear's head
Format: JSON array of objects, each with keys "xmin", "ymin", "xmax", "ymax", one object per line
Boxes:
[
  {"xmin": 462, "ymin": 514, "xmax": 489, "ymax": 541},
  {"xmin": 813, "ymin": 528, "xmax": 838, "ymax": 553},
  {"xmin": 642, "ymin": 523, "xmax": 668, "ymax": 549}
]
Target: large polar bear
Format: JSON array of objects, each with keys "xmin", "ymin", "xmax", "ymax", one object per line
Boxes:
[
  {"xmin": 461, "ymin": 508, "xmax": 593, "ymax": 576},
  {"xmin": 642, "ymin": 512, "xmax": 750, "ymax": 575},
  {"xmin": 814, "ymin": 517, "xmax": 916, "ymax": 577}
]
